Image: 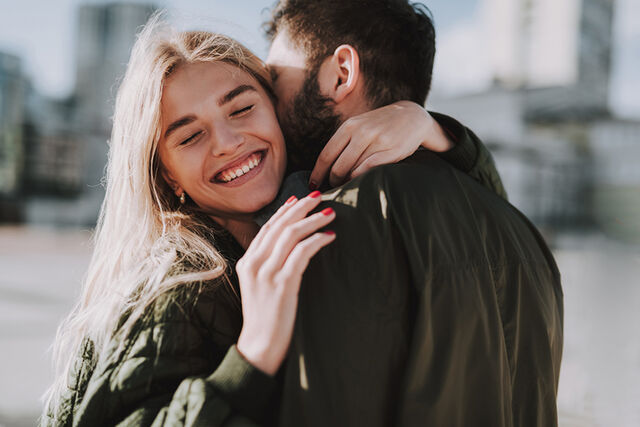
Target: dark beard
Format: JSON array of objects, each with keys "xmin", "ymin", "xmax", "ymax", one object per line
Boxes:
[{"xmin": 280, "ymin": 69, "xmax": 342, "ymax": 173}]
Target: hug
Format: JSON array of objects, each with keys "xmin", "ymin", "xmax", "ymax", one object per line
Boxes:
[{"xmin": 43, "ymin": 1, "xmax": 562, "ymax": 426}]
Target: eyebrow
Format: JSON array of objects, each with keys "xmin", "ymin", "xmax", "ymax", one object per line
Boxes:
[
  {"xmin": 164, "ymin": 116, "xmax": 196, "ymax": 139},
  {"xmin": 164, "ymin": 85, "xmax": 258, "ymax": 139},
  {"xmin": 217, "ymin": 84, "xmax": 257, "ymax": 106}
]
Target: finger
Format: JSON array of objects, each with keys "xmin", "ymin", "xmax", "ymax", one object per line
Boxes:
[
  {"xmin": 350, "ymin": 150, "xmax": 396, "ymax": 179},
  {"xmin": 260, "ymin": 207, "xmax": 336, "ymax": 277},
  {"xmin": 250, "ymin": 192, "xmax": 323, "ymax": 264},
  {"xmin": 328, "ymin": 136, "xmax": 369, "ymax": 187},
  {"xmin": 309, "ymin": 122, "xmax": 353, "ymax": 188},
  {"xmin": 280, "ymin": 231, "xmax": 336, "ymax": 292},
  {"xmin": 250, "ymin": 195, "xmax": 298, "ymax": 251}
]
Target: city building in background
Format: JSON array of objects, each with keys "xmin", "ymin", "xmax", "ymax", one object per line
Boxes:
[
  {"xmin": 0, "ymin": 0, "xmax": 638, "ymax": 242},
  {"xmin": 1, "ymin": 2, "xmax": 157, "ymax": 226},
  {"xmin": 431, "ymin": 0, "xmax": 640, "ymax": 242},
  {"xmin": 0, "ymin": 52, "xmax": 27, "ymax": 221}
]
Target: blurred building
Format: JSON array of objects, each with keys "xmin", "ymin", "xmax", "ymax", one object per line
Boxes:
[
  {"xmin": 21, "ymin": 2, "xmax": 157, "ymax": 226},
  {"xmin": 431, "ymin": 0, "xmax": 640, "ymax": 241},
  {"xmin": 74, "ymin": 2, "xmax": 157, "ymax": 135},
  {"xmin": 22, "ymin": 93, "xmax": 83, "ymax": 196},
  {"xmin": 0, "ymin": 52, "xmax": 27, "ymax": 221}
]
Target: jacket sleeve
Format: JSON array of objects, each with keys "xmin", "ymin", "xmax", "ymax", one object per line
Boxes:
[
  {"xmin": 118, "ymin": 346, "xmax": 275, "ymax": 427},
  {"xmin": 430, "ymin": 111, "xmax": 508, "ymax": 200},
  {"xmin": 69, "ymin": 292, "xmax": 276, "ymax": 427}
]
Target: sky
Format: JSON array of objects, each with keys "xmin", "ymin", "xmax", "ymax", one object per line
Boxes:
[{"xmin": 0, "ymin": 0, "xmax": 638, "ymax": 118}]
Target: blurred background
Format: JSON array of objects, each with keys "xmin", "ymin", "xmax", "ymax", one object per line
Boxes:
[{"xmin": 0, "ymin": 0, "xmax": 638, "ymax": 425}]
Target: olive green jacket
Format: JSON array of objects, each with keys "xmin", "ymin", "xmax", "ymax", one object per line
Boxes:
[
  {"xmin": 278, "ymin": 150, "xmax": 562, "ymax": 427},
  {"xmin": 43, "ymin": 114, "xmax": 514, "ymax": 426}
]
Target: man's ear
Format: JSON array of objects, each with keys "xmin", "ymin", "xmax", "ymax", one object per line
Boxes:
[{"xmin": 319, "ymin": 44, "xmax": 361, "ymax": 104}]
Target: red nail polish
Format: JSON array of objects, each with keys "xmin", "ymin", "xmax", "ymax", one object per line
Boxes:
[
  {"xmin": 286, "ymin": 195, "xmax": 297, "ymax": 204},
  {"xmin": 324, "ymin": 230, "xmax": 336, "ymax": 236},
  {"xmin": 309, "ymin": 190, "xmax": 321, "ymax": 198},
  {"xmin": 321, "ymin": 207, "xmax": 334, "ymax": 216},
  {"xmin": 309, "ymin": 180, "xmax": 318, "ymax": 191}
]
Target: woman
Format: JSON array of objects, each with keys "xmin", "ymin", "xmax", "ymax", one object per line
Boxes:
[{"xmin": 43, "ymin": 17, "xmax": 501, "ymax": 426}]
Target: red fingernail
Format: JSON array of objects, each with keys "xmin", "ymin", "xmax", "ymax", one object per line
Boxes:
[
  {"xmin": 309, "ymin": 180, "xmax": 319, "ymax": 191},
  {"xmin": 321, "ymin": 207, "xmax": 334, "ymax": 216},
  {"xmin": 308, "ymin": 190, "xmax": 321, "ymax": 198},
  {"xmin": 324, "ymin": 230, "xmax": 335, "ymax": 236},
  {"xmin": 286, "ymin": 195, "xmax": 297, "ymax": 204}
]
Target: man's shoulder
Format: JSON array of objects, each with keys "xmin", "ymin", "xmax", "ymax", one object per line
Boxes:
[{"xmin": 324, "ymin": 150, "xmax": 476, "ymax": 210}]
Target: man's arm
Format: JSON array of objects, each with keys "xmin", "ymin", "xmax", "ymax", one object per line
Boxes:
[{"xmin": 307, "ymin": 103, "xmax": 507, "ymax": 200}]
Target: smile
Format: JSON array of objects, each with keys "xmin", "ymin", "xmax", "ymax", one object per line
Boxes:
[{"xmin": 213, "ymin": 151, "xmax": 265, "ymax": 185}]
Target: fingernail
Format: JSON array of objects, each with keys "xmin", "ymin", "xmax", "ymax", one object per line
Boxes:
[
  {"xmin": 324, "ymin": 230, "xmax": 335, "ymax": 236},
  {"xmin": 309, "ymin": 180, "xmax": 318, "ymax": 191},
  {"xmin": 308, "ymin": 190, "xmax": 321, "ymax": 198},
  {"xmin": 321, "ymin": 207, "xmax": 334, "ymax": 216},
  {"xmin": 286, "ymin": 195, "xmax": 297, "ymax": 204}
]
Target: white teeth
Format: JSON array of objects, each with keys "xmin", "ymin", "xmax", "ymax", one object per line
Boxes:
[{"xmin": 218, "ymin": 153, "xmax": 263, "ymax": 183}]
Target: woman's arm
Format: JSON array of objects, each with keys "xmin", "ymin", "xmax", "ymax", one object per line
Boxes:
[
  {"xmin": 429, "ymin": 111, "xmax": 507, "ymax": 200},
  {"xmin": 308, "ymin": 101, "xmax": 507, "ymax": 200},
  {"xmin": 50, "ymin": 298, "xmax": 275, "ymax": 426},
  {"xmin": 48, "ymin": 195, "xmax": 336, "ymax": 427}
]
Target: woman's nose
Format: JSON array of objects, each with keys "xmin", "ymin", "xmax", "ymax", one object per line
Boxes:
[{"xmin": 209, "ymin": 124, "xmax": 245, "ymax": 157}]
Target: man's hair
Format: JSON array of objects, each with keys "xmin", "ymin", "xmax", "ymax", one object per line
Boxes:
[{"xmin": 265, "ymin": 0, "xmax": 436, "ymax": 108}]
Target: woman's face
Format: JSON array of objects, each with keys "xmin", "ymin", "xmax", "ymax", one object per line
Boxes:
[{"xmin": 158, "ymin": 61, "xmax": 287, "ymax": 219}]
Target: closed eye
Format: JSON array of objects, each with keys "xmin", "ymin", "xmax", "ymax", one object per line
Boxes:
[
  {"xmin": 180, "ymin": 130, "xmax": 203, "ymax": 146},
  {"xmin": 231, "ymin": 105, "xmax": 254, "ymax": 117}
]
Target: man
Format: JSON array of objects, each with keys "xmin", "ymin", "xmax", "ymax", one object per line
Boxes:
[
  {"xmin": 263, "ymin": 3, "xmax": 507, "ymax": 197},
  {"xmin": 263, "ymin": 1, "xmax": 563, "ymax": 426}
]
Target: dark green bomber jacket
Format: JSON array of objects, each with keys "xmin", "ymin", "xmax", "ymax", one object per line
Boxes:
[
  {"xmin": 43, "ymin": 113, "xmax": 511, "ymax": 426},
  {"xmin": 277, "ymin": 150, "xmax": 563, "ymax": 427}
]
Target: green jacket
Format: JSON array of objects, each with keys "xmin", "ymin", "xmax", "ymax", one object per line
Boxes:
[
  {"xmin": 278, "ymin": 151, "xmax": 562, "ymax": 426},
  {"xmin": 43, "ymin": 114, "xmax": 511, "ymax": 426}
]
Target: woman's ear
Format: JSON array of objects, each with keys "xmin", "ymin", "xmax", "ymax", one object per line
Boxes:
[
  {"xmin": 318, "ymin": 44, "xmax": 361, "ymax": 104},
  {"xmin": 161, "ymin": 168, "xmax": 182, "ymax": 197}
]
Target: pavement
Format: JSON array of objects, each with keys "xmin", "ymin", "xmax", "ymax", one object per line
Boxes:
[
  {"xmin": 0, "ymin": 226, "xmax": 93, "ymax": 427},
  {"xmin": 0, "ymin": 226, "xmax": 639, "ymax": 426}
]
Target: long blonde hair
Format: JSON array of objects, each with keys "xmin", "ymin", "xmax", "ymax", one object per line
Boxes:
[{"xmin": 45, "ymin": 14, "xmax": 274, "ymax": 410}]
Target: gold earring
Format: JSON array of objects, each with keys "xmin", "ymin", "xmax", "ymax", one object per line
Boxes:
[{"xmin": 179, "ymin": 192, "xmax": 186, "ymax": 205}]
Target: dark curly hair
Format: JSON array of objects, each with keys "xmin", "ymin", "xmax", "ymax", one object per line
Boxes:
[{"xmin": 265, "ymin": 0, "xmax": 436, "ymax": 108}]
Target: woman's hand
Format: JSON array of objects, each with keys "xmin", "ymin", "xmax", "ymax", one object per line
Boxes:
[
  {"xmin": 309, "ymin": 101, "xmax": 453, "ymax": 188},
  {"xmin": 235, "ymin": 192, "xmax": 336, "ymax": 376}
]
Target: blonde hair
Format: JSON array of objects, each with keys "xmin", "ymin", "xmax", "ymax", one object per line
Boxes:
[{"xmin": 45, "ymin": 14, "xmax": 274, "ymax": 411}]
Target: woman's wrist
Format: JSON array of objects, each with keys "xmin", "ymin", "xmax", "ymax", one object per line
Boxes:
[
  {"xmin": 420, "ymin": 116, "xmax": 454, "ymax": 153},
  {"xmin": 236, "ymin": 336, "xmax": 279, "ymax": 376}
]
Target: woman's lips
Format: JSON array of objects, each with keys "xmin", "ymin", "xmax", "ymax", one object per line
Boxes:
[{"xmin": 211, "ymin": 150, "xmax": 266, "ymax": 187}]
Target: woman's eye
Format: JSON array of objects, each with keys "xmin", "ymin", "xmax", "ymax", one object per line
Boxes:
[
  {"xmin": 231, "ymin": 105, "xmax": 254, "ymax": 117},
  {"xmin": 180, "ymin": 131, "xmax": 203, "ymax": 146}
]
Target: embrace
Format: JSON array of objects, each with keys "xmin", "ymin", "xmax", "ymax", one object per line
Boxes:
[{"xmin": 43, "ymin": 1, "xmax": 563, "ymax": 426}]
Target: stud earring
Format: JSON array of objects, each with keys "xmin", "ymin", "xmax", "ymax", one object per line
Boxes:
[{"xmin": 179, "ymin": 192, "xmax": 186, "ymax": 205}]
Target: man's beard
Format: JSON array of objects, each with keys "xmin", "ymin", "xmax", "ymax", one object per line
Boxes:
[{"xmin": 279, "ymin": 69, "xmax": 342, "ymax": 173}]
